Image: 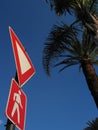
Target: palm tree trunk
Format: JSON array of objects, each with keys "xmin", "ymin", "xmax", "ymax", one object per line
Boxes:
[{"xmin": 81, "ymin": 59, "xmax": 98, "ymax": 108}]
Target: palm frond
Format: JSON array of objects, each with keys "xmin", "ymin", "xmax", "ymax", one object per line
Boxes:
[
  {"xmin": 46, "ymin": 0, "xmax": 98, "ymax": 16},
  {"xmin": 43, "ymin": 24, "xmax": 79, "ymax": 75},
  {"xmin": 85, "ymin": 118, "xmax": 98, "ymax": 130},
  {"xmin": 57, "ymin": 62, "xmax": 79, "ymax": 72},
  {"xmin": 88, "ymin": 0, "xmax": 97, "ymax": 14},
  {"xmin": 92, "ymin": 59, "xmax": 98, "ymax": 65},
  {"xmin": 54, "ymin": 56, "xmax": 80, "ymax": 72},
  {"xmin": 54, "ymin": 56, "xmax": 80, "ymax": 66},
  {"xmin": 43, "ymin": 20, "xmax": 98, "ymax": 76},
  {"xmin": 45, "ymin": 0, "xmax": 98, "ymax": 36},
  {"xmin": 46, "ymin": 0, "xmax": 74, "ymax": 15},
  {"xmin": 81, "ymin": 28, "xmax": 98, "ymax": 57},
  {"xmin": 84, "ymin": 118, "xmax": 98, "ymax": 130},
  {"xmin": 89, "ymin": 48, "xmax": 98, "ymax": 57}
]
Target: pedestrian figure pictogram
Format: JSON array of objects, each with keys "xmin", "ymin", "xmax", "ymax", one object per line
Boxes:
[
  {"xmin": 11, "ymin": 90, "xmax": 23, "ymax": 124},
  {"xmin": 5, "ymin": 78, "xmax": 27, "ymax": 130}
]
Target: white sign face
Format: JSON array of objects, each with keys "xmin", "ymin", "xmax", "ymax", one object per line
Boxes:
[
  {"xmin": 16, "ymin": 42, "xmax": 31, "ymax": 74},
  {"xmin": 9, "ymin": 27, "xmax": 35, "ymax": 87}
]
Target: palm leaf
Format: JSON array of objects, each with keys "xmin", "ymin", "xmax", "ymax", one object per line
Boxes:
[
  {"xmin": 86, "ymin": 118, "xmax": 98, "ymax": 129},
  {"xmin": 46, "ymin": 0, "xmax": 98, "ymax": 36},
  {"xmin": 45, "ymin": 0, "xmax": 98, "ymax": 16},
  {"xmin": 82, "ymin": 29, "xmax": 96, "ymax": 54},
  {"xmin": 43, "ymin": 24, "xmax": 79, "ymax": 75},
  {"xmin": 45, "ymin": 0, "xmax": 74, "ymax": 15},
  {"xmin": 54, "ymin": 56, "xmax": 80, "ymax": 72},
  {"xmin": 57, "ymin": 62, "xmax": 79, "ymax": 72}
]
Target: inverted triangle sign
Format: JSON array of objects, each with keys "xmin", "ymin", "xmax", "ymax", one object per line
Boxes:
[{"xmin": 9, "ymin": 27, "xmax": 35, "ymax": 87}]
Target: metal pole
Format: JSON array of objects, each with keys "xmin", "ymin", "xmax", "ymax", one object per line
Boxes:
[
  {"xmin": 5, "ymin": 119, "xmax": 15, "ymax": 130},
  {"xmin": 5, "ymin": 72, "xmax": 19, "ymax": 130}
]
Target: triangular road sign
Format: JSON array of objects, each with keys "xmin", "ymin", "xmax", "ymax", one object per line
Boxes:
[{"xmin": 9, "ymin": 27, "xmax": 35, "ymax": 87}]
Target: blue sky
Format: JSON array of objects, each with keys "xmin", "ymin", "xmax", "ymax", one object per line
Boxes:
[{"xmin": 0, "ymin": 1, "xmax": 98, "ymax": 130}]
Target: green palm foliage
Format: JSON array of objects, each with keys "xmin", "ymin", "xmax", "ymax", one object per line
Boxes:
[
  {"xmin": 46, "ymin": 0, "xmax": 98, "ymax": 35},
  {"xmin": 84, "ymin": 118, "xmax": 98, "ymax": 130},
  {"xmin": 46, "ymin": 0, "xmax": 98, "ymax": 16},
  {"xmin": 43, "ymin": 24, "xmax": 80, "ymax": 75},
  {"xmin": 43, "ymin": 0, "xmax": 98, "ymax": 107},
  {"xmin": 43, "ymin": 23, "xmax": 98, "ymax": 107},
  {"xmin": 43, "ymin": 23, "xmax": 98, "ymax": 75}
]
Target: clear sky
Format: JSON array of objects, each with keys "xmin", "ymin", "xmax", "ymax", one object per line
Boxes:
[{"xmin": 0, "ymin": 1, "xmax": 98, "ymax": 130}]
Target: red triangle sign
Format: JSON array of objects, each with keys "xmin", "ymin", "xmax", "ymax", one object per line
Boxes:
[{"xmin": 9, "ymin": 27, "xmax": 35, "ymax": 87}]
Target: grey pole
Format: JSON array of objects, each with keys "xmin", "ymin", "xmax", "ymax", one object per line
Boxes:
[{"xmin": 5, "ymin": 72, "xmax": 19, "ymax": 130}]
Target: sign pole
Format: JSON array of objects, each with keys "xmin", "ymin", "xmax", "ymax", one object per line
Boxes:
[
  {"xmin": 5, "ymin": 72, "xmax": 18, "ymax": 130},
  {"xmin": 5, "ymin": 27, "xmax": 35, "ymax": 130},
  {"xmin": 5, "ymin": 119, "xmax": 15, "ymax": 130}
]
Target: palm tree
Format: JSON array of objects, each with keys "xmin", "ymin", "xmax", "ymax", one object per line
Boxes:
[
  {"xmin": 42, "ymin": 22, "xmax": 98, "ymax": 107},
  {"xmin": 45, "ymin": 0, "xmax": 98, "ymax": 43},
  {"xmin": 43, "ymin": 0, "xmax": 98, "ymax": 107},
  {"xmin": 84, "ymin": 118, "xmax": 98, "ymax": 130}
]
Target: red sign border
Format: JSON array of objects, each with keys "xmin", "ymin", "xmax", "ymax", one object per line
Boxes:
[
  {"xmin": 5, "ymin": 78, "xmax": 27, "ymax": 130},
  {"xmin": 9, "ymin": 27, "xmax": 35, "ymax": 87}
]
